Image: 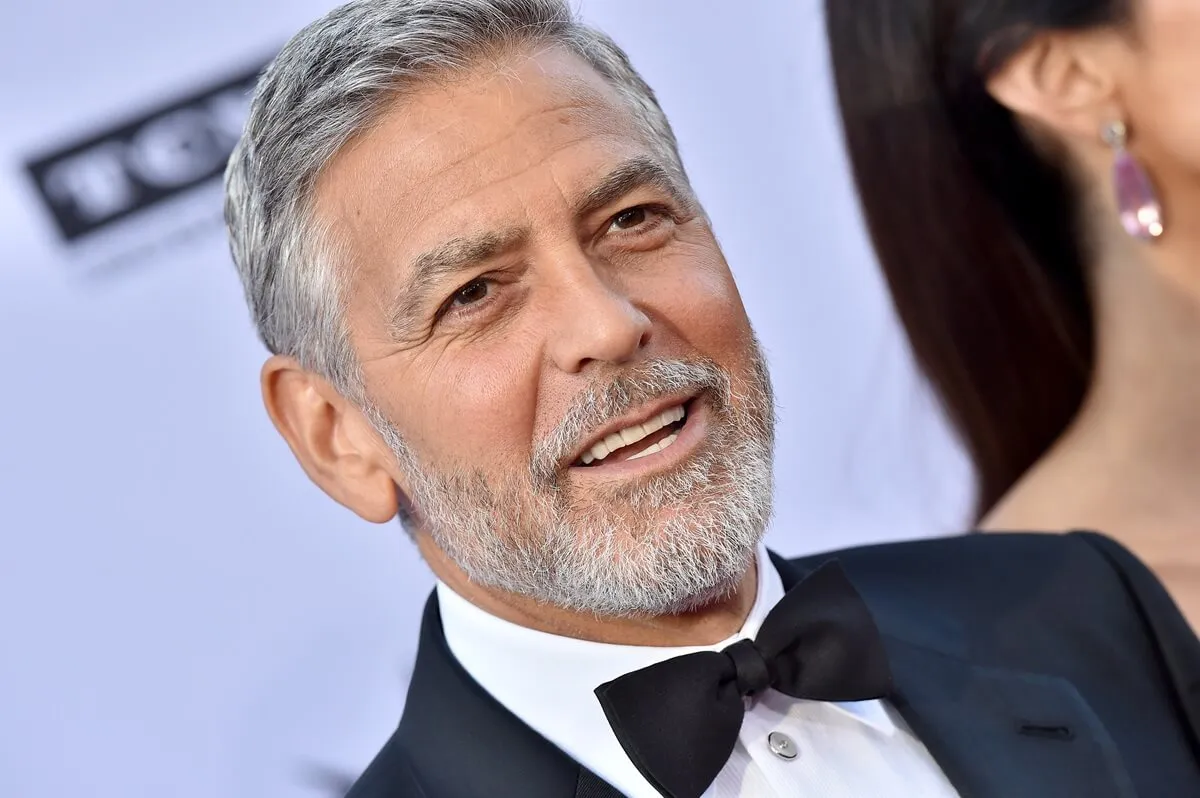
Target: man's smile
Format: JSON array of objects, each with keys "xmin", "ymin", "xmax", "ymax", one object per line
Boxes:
[{"xmin": 568, "ymin": 396, "xmax": 709, "ymax": 480}]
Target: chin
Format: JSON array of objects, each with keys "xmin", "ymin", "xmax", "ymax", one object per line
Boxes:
[{"xmin": 660, "ymin": 573, "xmax": 749, "ymax": 616}]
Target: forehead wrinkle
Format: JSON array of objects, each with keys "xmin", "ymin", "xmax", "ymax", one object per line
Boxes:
[
  {"xmin": 371, "ymin": 98, "xmax": 622, "ymax": 242},
  {"xmin": 378, "ymin": 125, "xmax": 631, "ymax": 258},
  {"xmin": 429, "ymin": 52, "xmax": 635, "ymax": 174},
  {"xmin": 333, "ymin": 88, "xmax": 603, "ymax": 227},
  {"xmin": 333, "ymin": 54, "xmax": 645, "ymax": 248},
  {"xmin": 319, "ymin": 46, "xmax": 649, "ymax": 229},
  {"xmin": 434, "ymin": 97, "xmax": 620, "ymax": 178},
  {"xmin": 320, "ymin": 94, "xmax": 455, "ymax": 204}
]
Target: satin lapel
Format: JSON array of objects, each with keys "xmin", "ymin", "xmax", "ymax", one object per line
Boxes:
[
  {"xmin": 397, "ymin": 593, "xmax": 619, "ymax": 798},
  {"xmin": 884, "ymin": 634, "xmax": 1137, "ymax": 798},
  {"xmin": 575, "ymin": 768, "xmax": 626, "ymax": 798}
]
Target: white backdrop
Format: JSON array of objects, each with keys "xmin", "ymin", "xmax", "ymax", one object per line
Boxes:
[{"xmin": 0, "ymin": 2, "xmax": 972, "ymax": 796}]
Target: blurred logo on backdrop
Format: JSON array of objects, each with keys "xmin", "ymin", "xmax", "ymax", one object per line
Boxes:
[{"xmin": 23, "ymin": 57, "xmax": 269, "ymax": 276}]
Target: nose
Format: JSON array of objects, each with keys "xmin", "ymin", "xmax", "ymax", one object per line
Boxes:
[{"xmin": 544, "ymin": 253, "xmax": 652, "ymax": 374}]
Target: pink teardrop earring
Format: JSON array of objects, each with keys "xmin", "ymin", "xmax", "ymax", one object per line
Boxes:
[{"xmin": 1101, "ymin": 119, "xmax": 1165, "ymax": 241}]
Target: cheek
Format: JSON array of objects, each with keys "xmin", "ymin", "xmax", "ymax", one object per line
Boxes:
[
  {"xmin": 1132, "ymin": 3, "xmax": 1200, "ymax": 175},
  {"xmin": 1143, "ymin": 77, "xmax": 1200, "ymax": 178},
  {"xmin": 639, "ymin": 236, "xmax": 754, "ymax": 360},
  {"xmin": 384, "ymin": 333, "xmax": 542, "ymax": 468}
]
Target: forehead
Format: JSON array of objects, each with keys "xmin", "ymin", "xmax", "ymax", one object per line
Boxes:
[{"xmin": 314, "ymin": 45, "xmax": 655, "ymax": 278}]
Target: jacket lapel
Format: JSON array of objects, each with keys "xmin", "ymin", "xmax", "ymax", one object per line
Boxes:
[
  {"xmin": 395, "ymin": 594, "xmax": 608, "ymax": 798},
  {"xmin": 770, "ymin": 551, "xmax": 1137, "ymax": 798},
  {"xmin": 1072, "ymin": 531, "xmax": 1200, "ymax": 756},
  {"xmin": 885, "ymin": 635, "xmax": 1137, "ymax": 798}
]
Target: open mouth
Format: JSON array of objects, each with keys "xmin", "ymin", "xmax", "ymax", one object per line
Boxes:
[{"xmin": 573, "ymin": 400, "xmax": 691, "ymax": 468}]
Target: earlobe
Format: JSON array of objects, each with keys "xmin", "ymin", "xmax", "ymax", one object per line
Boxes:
[
  {"xmin": 985, "ymin": 31, "xmax": 1121, "ymax": 143},
  {"xmin": 260, "ymin": 355, "xmax": 400, "ymax": 524}
]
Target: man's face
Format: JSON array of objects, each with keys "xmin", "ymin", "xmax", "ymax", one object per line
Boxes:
[{"xmin": 315, "ymin": 45, "xmax": 774, "ymax": 615}]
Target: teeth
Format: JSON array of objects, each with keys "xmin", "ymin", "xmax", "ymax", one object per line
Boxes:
[
  {"xmin": 619, "ymin": 426, "xmax": 645, "ymax": 446},
  {"xmin": 626, "ymin": 432, "xmax": 679, "ymax": 461},
  {"xmin": 579, "ymin": 404, "xmax": 686, "ymax": 466}
]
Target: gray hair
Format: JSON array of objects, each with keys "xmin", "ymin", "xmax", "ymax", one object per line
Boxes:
[{"xmin": 224, "ymin": 0, "xmax": 686, "ymax": 399}]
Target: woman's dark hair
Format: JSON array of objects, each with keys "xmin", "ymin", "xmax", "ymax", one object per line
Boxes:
[{"xmin": 824, "ymin": 0, "xmax": 1131, "ymax": 518}]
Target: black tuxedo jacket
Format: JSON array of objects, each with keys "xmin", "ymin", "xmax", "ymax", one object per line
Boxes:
[{"xmin": 346, "ymin": 532, "xmax": 1200, "ymax": 797}]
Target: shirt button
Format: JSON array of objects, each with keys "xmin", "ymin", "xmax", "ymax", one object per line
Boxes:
[{"xmin": 767, "ymin": 731, "xmax": 798, "ymax": 760}]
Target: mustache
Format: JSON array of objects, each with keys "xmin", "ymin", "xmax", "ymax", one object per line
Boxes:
[{"xmin": 530, "ymin": 358, "xmax": 730, "ymax": 484}]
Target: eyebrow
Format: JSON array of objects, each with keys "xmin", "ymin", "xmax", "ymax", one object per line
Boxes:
[
  {"xmin": 388, "ymin": 156, "xmax": 694, "ymax": 338},
  {"xmin": 573, "ymin": 156, "xmax": 695, "ymax": 219},
  {"xmin": 388, "ymin": 227, "xmax": 525, "ymax": 338}
]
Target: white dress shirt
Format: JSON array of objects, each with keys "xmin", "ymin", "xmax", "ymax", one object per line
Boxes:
[{"xmin": 437, "ymin": 545, "xmax": 961, "ymax": 797}]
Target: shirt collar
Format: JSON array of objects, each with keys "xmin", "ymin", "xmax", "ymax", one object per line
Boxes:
[
  {"xmin": 436, "ymin": 544, "xmax": 894, "ymax": 791},
  {"xmin": 437, "ymin": 544, "xmax": 783, "ymax": 705}
]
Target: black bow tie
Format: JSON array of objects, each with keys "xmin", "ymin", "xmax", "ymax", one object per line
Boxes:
[{"xmin": 593, "ymin": 559, "xmax": 894, "ymax": 798}]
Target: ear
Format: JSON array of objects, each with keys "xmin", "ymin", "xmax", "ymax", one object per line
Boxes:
[
  {"xmin": 986, "ymin": 29, "xmax": 1126, "ymax": 143},
  {"xmin": 261, "ymin": 355, "xmax": 400, "ymax": 523}
]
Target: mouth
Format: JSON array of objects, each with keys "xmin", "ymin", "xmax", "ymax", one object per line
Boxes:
[{"xmin": 571, "ymin": 396, "xmax": 696, "ymax": 470}]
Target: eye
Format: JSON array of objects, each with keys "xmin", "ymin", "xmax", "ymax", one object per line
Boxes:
[
  {"xmin": 609, "ymin": 206, "xmax": 649, "ymax": 231},
  {"xmin": 450, "ymin": 279, "xmax": 489, "ymax": 307}
]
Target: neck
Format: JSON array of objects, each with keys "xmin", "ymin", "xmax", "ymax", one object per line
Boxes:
[
  {"xmin": 984, "ymin": 222, "xmax": 1200, "ymax": 540},
  {"xmin": 417, "ymin": 535, "xmax": 760, "ymax": 647},
  {"xmin": 1079, "ymin": 227, "xmax": 1200, "ymax": 486}
]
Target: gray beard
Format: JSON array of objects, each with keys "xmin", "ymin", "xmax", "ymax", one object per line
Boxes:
[{"xmin": 368, "ymin": 348, "xmax": 776, "ymax": 617}]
